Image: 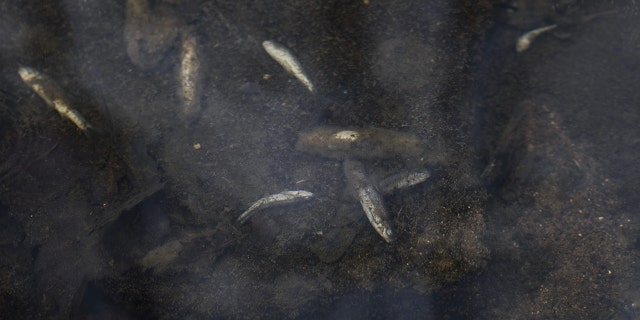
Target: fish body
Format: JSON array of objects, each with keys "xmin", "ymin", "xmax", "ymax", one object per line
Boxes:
[
  {"xmin": 237, "ymin": 190, "xmax": 314, "ymax": 224},
  {"xmin": 343, "ymin": 159, "xmax": 395, "ymax": 243},
  {"xmin": 262, "ymin": 40, "xmax": 315, "ymax": 93},
  {"xmin": 18, "ymin": 66, "xmax": 64, "ymax": 106},
  {"xmin": 52, "ymin": 100, "xmax": 92, "ymax": 132},
  {"xmin": 18, "ymin": 66, "xmax": 94, "ymax": 133},
  {"xmin": 296, "ymin": 126, "xmax": 424, "ymax": 160},
  {"xmin": 516, "ymin": 24, "xmax": 558, "ymax": 53},
  {"xmin": 179, "ymin": 32, "xmax": 201, "ymax": 119},
  {"xmin": 377, "ymin": 170, "xmax": 431, "ymax": 195}
]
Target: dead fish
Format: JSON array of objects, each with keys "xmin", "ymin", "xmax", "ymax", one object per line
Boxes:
[
  {"xmin": 262, "ymin": 40, "xmax": 315, "ymax": 93},
  {"xmin": 18, "ymin": 66, "xmax": 95, "ymax": 134},
  {"xmin": 377, "ymin": 170, "xmax": 431, "ymax": 195},
  {"xmin": 179, "ymin": 32, "xmax": 201, "ymax": 119},
  {"xmin": 237, "ymin": 190, "xmax": 314, "ymax": 224},
  {"xmin": 343, "ymin": 159, "xmax": 395, "ymax": 243},
  {"xmin": 516, "ymin": 24, "xmax": 558, "ymax": 53},
  {"xmin": 296, "ymin": 126, "xmax": 424, "ymax": 160}
]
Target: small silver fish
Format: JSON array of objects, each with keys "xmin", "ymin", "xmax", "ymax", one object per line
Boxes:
[
  {"xmin": 237, "ymin": 190, "xmax": 314, "ymax": 224},
  {"xmin": 262, "ymin": 40, "xmax": 315, "ymax": 93},
  {"xmin": 343, "ymin": 159, "xmax": 395, "ymax": 243},
  {"xmin": 377, "ymin": 170, "xmax": 431, "ymax": 195},
  {"xmin": 516, "ymin": 24, "xmax": 558, "ymax": 53},
  {"xmin": 18, "ymin": 66, "xmax": 94, "ymax": 134},
  {"xmin": 179, "ymin": 32, "xmax": 201, "ymax": 119}
]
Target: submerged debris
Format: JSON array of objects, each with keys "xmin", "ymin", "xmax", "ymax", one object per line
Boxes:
[
  {"xmin": 140, "ymin": 239, "xmax": 184, "ymax": 272},
  {"xmin": 262, "ymin": 40, "xmax": 315, "ymax": 93},
  {"xmin": 343, "ymin": 159, "xmax": 395, "ymax": 243},
  {"xmin": 18, "ymin": 66, "xmax": 95, "ymax": 135},
  {"xmin": 296, "ymin": 126, "xmax": 424, "ymax": 160},
  {"xmin": 138, "ymin": 227, "xmax": 221, "ymax": 273},
  {"xmin": 237, "ymin": 190, "xmax": 314, "ymax": 224},
  {"xmin": 516, "ymin": 24, "xmax": 558, "ymax": 53}
]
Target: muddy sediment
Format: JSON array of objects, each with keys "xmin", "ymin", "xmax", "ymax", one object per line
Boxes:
[{"xmin": 1, "ymin": 1, "xmax": 639, "ymax": 319}]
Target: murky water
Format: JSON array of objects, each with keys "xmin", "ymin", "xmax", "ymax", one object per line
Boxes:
[{"xmin": 1, "ymin": 0, "xmax": 639, "ymax": 319}]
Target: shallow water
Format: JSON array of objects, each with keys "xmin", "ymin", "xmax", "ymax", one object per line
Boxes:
[{"xmin": 1, "ymin": 0, "xmax": 639, "ymax": 319}]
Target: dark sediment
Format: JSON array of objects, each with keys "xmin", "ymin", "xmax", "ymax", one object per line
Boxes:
[{"xmin": 1, "ymin": 1, "xmax": 638, "ymax": 319}]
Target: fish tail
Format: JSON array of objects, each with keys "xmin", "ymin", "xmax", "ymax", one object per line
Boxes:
[{"xmin": 82, "ymin": 124, "xmax": 103, "ymax": 139}]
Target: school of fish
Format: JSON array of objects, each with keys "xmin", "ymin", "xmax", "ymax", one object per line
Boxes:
[{"xmin": 17, "ymin": 0, "xmax": 432, "ymax": 244}]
